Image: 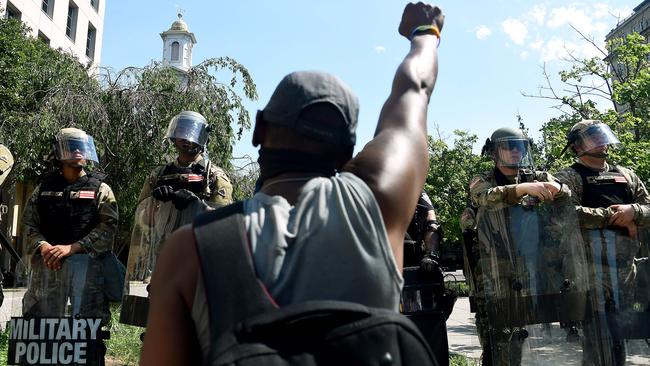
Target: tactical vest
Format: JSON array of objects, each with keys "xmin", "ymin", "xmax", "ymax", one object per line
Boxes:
[
  {"xmin": 37, "ymin": 171, "xmax": 104, "ymax": 244},
  {"xmin": 571, "ymin": 163, "xmax": 633, "ymax": 208},
  {"xmin": 155, "ymin": 159, "xmax": 211, "ymax": 199}
]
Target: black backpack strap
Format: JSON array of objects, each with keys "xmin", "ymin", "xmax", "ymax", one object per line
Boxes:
[{"xmin": 193, "ymin": 201, "xmax": 277, "ymax": 343}]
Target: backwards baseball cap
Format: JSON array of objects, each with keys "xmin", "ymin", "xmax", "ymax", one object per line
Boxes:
[{"xmin": 261, "ymin": 71, "xmax": 359, "ymax": 146}]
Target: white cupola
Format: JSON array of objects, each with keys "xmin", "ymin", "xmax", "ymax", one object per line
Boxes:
[{"xmin": 160, "ymin": 12, "xmax": 197, "ymax": 72}]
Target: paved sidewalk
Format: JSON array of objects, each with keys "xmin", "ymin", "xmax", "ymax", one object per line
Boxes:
[{"xmin": 446, "ymin": 296, "xmax": 482, "ymax": 360}]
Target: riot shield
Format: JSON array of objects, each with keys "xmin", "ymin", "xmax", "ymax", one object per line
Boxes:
[
  {"xmin": 581, "ymin": 228, "xmax": 650, "ymax": 366},
  {"xmin": 9, "ymin": 253, "xmax": 108, "ymax": 365},
  {"xmin": 120, "ymin": 197, "xmax": 208, "ymax": 327},
  {"xmin": 477, "ymin": 198, "xmax": 591, "ymax": 365}
]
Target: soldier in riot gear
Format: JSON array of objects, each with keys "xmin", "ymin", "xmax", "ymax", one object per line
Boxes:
[
  {"xmin": 555, "ymin": 119, "xmax": 650, "ymax": 366},
  {"xmin": 122, "ymin": 111, "xmax": 233, "ymax": 327},
  {"xmin": 469, "ymin": 127, "xmax": 588, "ymax": 366},
  {"xmin": 21, "ymin": 128, "xmax": 119, "ymax": 364},
  {"xmin": 405, "ymin": 191, "xmax": 443, "ymax": 275},
  {"xmin": 137, "ymin": 111, "xmax": 233, "ymax": 209}
]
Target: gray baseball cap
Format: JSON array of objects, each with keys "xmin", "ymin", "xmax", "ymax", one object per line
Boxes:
[{"xmin": 261, "ymin": 71, "xmax": 359, "ymax": 146}]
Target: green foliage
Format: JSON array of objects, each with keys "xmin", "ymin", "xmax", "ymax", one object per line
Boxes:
[
  {"xmin": 105, "ymin": 304, "xmax": 142, "ymax": 365},
  {"xmin": 0, "ymin": 17, "xmax": 258, "ymax": 254},
  {"xmin": 449, "ymin": 352, "xmax": 480, "ymax": 366},
  {"xmin": 538, "ymin": 32, "xmax": 650, "ymax": 183},
  {"xmin": 425, "ymin": 131, "xmax": 491, "ymax": 244}
]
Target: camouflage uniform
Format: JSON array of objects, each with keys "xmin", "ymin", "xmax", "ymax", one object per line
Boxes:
[
  {"xmin": 555, "ymin": 162, "xmax": 650, "ymax": 228},
  {"xmin": 556, "ymin": 161, "xmax": 650, "ymax": 365},
  {"xmin": 138, "ymin": 156, "xmax": 233, "ymax": 208},
  {"xmin": 468, "ymin": 168, "xmax": 570, "ymax": 366},
  {"xmin": 22, "ymin": 173, "xmax": 118, "ymax": 323}
]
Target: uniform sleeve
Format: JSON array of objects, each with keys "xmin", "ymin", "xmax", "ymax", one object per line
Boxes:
[
  {"xmin": 207, "ymin": 166, "xmax": 233, "ymax": 208},
  {"xmin": 554, "ymin": 167, "xmax": 610, "ymax": 229},
  {"xmin": 22, "ymin": 185, "xmax": 48, "ymax": 254},
  {"xmin": 137, "ymin": 169, "xmax": 158, "ymax": 204},
  {"xmin": 536, "ymin": 171, "xmax": 571, "ymax": 199},
  {"xmin": 626, "ymin": 169, "xmax": 650, "ymax": 227},
  {"xmin": 469, "ymin": 174, "xmax": 519, "ymax": 208},
  {"xmin": 76, "ymin": 182, "xmax": 119, "ymax": 257}
]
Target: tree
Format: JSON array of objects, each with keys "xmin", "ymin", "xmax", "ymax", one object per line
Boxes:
[
  {"xmin": 425, "ymin": 130, "xmax": 491, "ymax": 245},
  {"xmin": 0, "ymin": 17, "xmax": 258, "ymax": 254},
  {"xmin": 528, "ymin": 31, "xmax": 650, "ymax": 182}
]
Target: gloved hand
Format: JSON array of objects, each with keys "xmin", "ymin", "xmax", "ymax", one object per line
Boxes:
[
  {"xmin": 420, "ymin": 252, "xmax": 444, "ymax": 284},
  {"xmin": 171, "ymin": 189, "xmax": 199, "ymax": 210},
  {"xmin": 152, "ymin": 185, "xmax": 174, "ymax": 202}
]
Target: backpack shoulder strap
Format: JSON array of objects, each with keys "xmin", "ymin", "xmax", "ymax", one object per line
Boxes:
[{"xmin": 193, "ymin": 201, "xmax": 277, "ymax": 342}]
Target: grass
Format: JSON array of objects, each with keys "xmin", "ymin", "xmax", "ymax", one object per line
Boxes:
[
  {"xmin": 105, "ymin": 304, "xmax": 144, "ymax": 366},
  {"xmin": 450, "ymin": 352, "xmax": 481, "ymax": 366}
]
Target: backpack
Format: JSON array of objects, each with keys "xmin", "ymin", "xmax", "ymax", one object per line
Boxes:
[{"xmin": 193, "ymin": 202, "xmax": 438, "ymax": 366}]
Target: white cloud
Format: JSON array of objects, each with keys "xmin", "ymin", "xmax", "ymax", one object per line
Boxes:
[
  {"xmin": 529, "ymin": 38, "xmax": 544, "ymax": 50},
  {"xmin": 495, "ymin": 2, "xmax": 635, "ymax": 63},
  {"xmin": 374, "ymin": 45, "xmax": 385, "ymax": 53},
  {"xmin": 475, "ymin": 26, "xmax": 492, "ymax": 40},
  {"xmin": 529, "ymin": 5, "xmax": 546, "ymax": 25},
  {"xmin": 501, "ymin": 18, "xmax": 528, "ymax": 45}
]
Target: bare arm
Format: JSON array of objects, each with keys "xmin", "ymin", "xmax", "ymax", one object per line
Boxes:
[
  {"xmin": 344, "ymin": 3, "xmax": 444, "ymax": 268},
  {"xmin": 141, "ymin": 225, "xmax": 201, "ymax": 366}
]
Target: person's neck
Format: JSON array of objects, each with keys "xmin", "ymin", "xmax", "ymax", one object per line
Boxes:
[
  {"xmin": 177, "ymin": 153, "xmax": 200, "ymax": 166},
  {"xmin": 62, "ymin": 168, "xmax": 84, "ymax": 183},
  {"xmin": 496, "ymin": 165, "xmax": 517, "ymax": 177},
  {"xmin": 579, "ymin": 156, "xmax": 607, "ymax": 171},
  {"xmin": 260, "ymin": 172, "xmax": 322, "ymax": 205}
]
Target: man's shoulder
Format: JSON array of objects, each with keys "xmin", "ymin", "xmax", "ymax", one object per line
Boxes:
[
  {"xmin": 469, "ymin": 170, "xmax": 493, "ymax": 190},
  {"xmin": 207, "ymin": 163, "xmax": 231, "ymax": 183}
]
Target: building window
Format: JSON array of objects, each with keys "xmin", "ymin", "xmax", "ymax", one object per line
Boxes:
[
  {"xmin": 66, "ymin": 1, "xmax": 79, "ymax": 41},
  {"xmin": 90, "ymin": 0, "xmax": 99, "ymax": 11},
  {"xmin": 41, "ymin": 0, "xmax": 55, "ymax": 18},
  {"xmin": 6, "ymin": 1, "xmax": 22, "ymax": 20},
  {"xmin": 86, "ymin": 23, "xmax": 96, "ymax": 60},
  {"xmin": 38, "ymin": 31, "xmax": 51, "ymax": 46},
  {"xmin": 171, "ymin": 42, "xmax": 180, "ymax": 61}
]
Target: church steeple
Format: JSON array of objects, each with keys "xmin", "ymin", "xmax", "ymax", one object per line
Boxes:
[{"xmin": 160, "ymin": 12, "xmax": 197, "ymax": 72}]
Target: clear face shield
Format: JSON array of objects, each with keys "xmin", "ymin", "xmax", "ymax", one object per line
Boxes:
[
  {"xmin": 494, "ymin": 138, "xmax": 534, "ymax": 169},
  {"xmin": 53, "ymin": 135, "xmax": 99, "ymax": 164},
  {"xmin": 165, "ymin": 114, "xmax": 209, "ymax": 148},
  {"xmin": 575, "ymin": 124, "xmax": 620, "ymax": 156}
]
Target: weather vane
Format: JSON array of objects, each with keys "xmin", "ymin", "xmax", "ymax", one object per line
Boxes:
[{"xmin": 176, "ymin": 7, "xmax": 185, "ymax": 19}]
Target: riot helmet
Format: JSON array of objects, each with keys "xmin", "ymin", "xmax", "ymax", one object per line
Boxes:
[
  {"xmin": 53, "ymin": 128, "xmax": 99, "ymax": 164},
  {"xmin": 567, "ymin": 120, "xmax": 620, "ymax": 158},
  {"xmin": 165, "ymin": 111, "xmax": 209, "ymax": 154},
  {"xmin": 482, "ymin": 128, "xmax": 534, "ymax": 169}
]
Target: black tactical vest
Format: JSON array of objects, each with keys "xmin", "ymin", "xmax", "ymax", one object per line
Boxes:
[
  {"xmin": 37, "ymin": 171, "xmax": 104, "ymax": 244},
  {"xmin": 155, "ymin": 159, "xmax": 210, "ymax": 198},
  {"xmin": 571, "ymin": 163, "xmax": 633, "ymax": 208}
]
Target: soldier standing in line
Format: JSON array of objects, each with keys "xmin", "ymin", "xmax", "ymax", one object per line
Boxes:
[
  {"xmin": 122, "ymin": 111, "xmax": 233, "ymax": 326},
  {"xmin": 22, "ymin": 128, "xmax": 119, "ymax": 365},
  {"xmin": 555, "ymin": 119, "xmax": 650, "ymax": 366},
  {"xmin": 469, "ymin": 127, "xmax": 588, "ymax": 366}
]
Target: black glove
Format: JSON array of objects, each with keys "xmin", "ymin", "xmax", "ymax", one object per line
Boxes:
[
  {"xmin": 171, "ymin": 189, "xmax": 199, "ymax": 210},
  {"xmin": 420, "ymin": 252, "xmax": 444, "ymax": 284},
  {"xmin": 152, "ymin": 185, "xmax": 174, "ymax": 202}
]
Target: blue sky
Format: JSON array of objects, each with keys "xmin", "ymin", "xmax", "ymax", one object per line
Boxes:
[{"xmin": 100, "ymin": 1, "xmax": 634, "ymax": 166}]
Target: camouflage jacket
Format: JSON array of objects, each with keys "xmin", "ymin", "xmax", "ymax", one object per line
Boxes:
[
  {"xmin": 469, "ymin": 168, "xmax": 570, "ymax": 209},
  {"xmin": 555, "ymin": 161, "xmax": 650, "ymax": 229},
  {"xmin": 23, "ymin": 178, "xmax": 118, "ymax": 257},
  {"xmin": 138, "ymin": 156, "xmax": 233, "ymax": 208}
]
